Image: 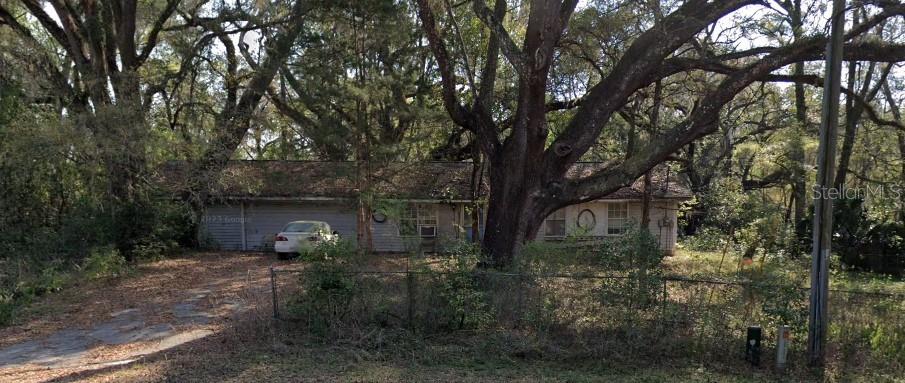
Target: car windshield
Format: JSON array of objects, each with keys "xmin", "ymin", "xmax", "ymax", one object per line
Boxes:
[{"xmin": 282, "ymin": 222, "xmax": 321, "ymax": 233}]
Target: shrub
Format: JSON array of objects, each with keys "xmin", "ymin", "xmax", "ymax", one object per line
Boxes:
[
  {"xmin": 594, "ymin": 226, "xmax": 665, "ymax": 310},
  {"xmin": 0, "ymin": 301, "xmax": 13, "ymax": 326},
  {"xmin": 594, "ymin": 225, "xmax": 664, "ymax": 271},
  {"xmin": 287, "ymin": 261, "xmax": 363, "ymax": 335},
  {"xmin": 286, "ymin": 239, "xmax": 366, "ymax": 335},
  {"xmin": 82, "ymin": 246, "xmax": 128, "ymax": 280},
  {"xmin": 682, "ymin": 226, "xmax": 729, "ymax": 252},
  {"xmin": 299, "ymin": 239, "xmax": 359, "ymax": 263},
  {"xmin": 424, "ymin": 242, "xmax": 493, "ymax": 331},
  {"xmin": 518, "ymin": 237, "xmax": 597, "ymax": 273},
  {"xmin": 800, "ymin": 197, "xmax": 905, "ymax": 275},
  {"xmin": 869, "ymin": 322, "xmax": 905, "ymax": 363}
]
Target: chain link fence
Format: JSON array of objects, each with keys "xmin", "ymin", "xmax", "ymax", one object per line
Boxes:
[{"xmin": 267, "ymin": 264, "xmax": 905, "ymax": 370}]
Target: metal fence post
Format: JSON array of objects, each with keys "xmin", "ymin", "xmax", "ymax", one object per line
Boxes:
[
  {"xmin": 661, "ymin": 278, "xmax": 668, "ymax": 323},
  {"xmin": 406, "ymin": 269, "xmax": 414, "ymax": 329},
  {"xmin": 271, "ymin": 266, "xmax": 279, "ymax": 319},
  {"xmin": 517, "ymin": 273, "xmax": 526, "ymax": 328}
]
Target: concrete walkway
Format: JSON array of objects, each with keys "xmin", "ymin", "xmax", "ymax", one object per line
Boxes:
[
  {"xmin": 0, "ymin": 253, "xmax": 277, "ymax": 382},
  {"xmin": 0, "ymin": 289, "xmax": 240, "ymax": 371}
]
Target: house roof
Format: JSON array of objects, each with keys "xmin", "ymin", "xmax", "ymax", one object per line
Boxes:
[{"xmin": 158, "ymin": 161, "xmax": 692, "ymax": 201}]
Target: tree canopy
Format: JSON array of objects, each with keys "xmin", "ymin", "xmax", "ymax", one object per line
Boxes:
[{"xmin": 2, "ymin": 0, "xmax": 905, "ymax": 268}]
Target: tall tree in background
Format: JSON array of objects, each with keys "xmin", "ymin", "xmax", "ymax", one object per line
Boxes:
[
  {"xmin": 0, "ymin": 0, "xmax": 180, "ymax": 201},
  {"xmin": 0, "ymin": 0, "xmax": 312, "ymax": 253},
  {"xmin": 416, "ymin": 0, "xmax": 905, "ymax": 267},
  {"xmin": 182, "ymin": 0, "xmax": 311, "ymax": 208}
]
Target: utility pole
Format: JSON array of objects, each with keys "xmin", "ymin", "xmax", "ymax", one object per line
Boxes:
[{"xmin": 808, "ymin": 0, "xmax": 846, "ymax": 367}]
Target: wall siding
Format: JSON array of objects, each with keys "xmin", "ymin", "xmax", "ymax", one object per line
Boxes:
[
  {"xmin": 199, "ymin": 204, "xmax": 244, "ymax": 250},
  {"xmin": 201, "ymin": 199, "xmax": 680, "ymax": 253},
  {"xmin": 371, "ymin": 203, "xmax": 460, "ymax": 253}
]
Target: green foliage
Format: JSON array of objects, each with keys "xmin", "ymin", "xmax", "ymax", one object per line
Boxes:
[
  {"xmin": 425, "ymin": 241, "xmax": 493, "ymax": 330},
  {"xmin": 298, "ymin": 239, "xmax": 359, "ymax": 263},
  {"xmin": 682, "ymin": 227, "xmax": 729, "ymax": 251},
  {"xmin": 286, "ymin": 238, "xmax": 365, "ymax": 335},
  {"xmin": 743, "ymin": 271, "xmax": 809, "ymax": 334},
  {"xmin": 595, "ymin": 226, "xmax": 666, "ymax": 310},
  {"xmin": 287, "ymin": 261, "xmax": 362, "ymax": 335},
  {"xmin": 82, "ymin": 246, "xmax": 128, "ymax": 280},
  {"xmin": 19, "ymin": 265, "xmax": 68, "ymax": 298},
  {"xmin": 0, "ymin": 301, "xmax": 13, "ymax": 327},
  {"xmin": 691, "ymin": 176, "xmax": 800, "ymax": 259},
  {"xmin": 518, "ymin": 239, "xmax": 590, "ymax": 273},
  {"xmin": 868, "ymin": 322, "xmax": 905, "ymax": 362},
  {"xmin": 801, "ymin": 197, "xmax": 905, "ymax": 274},
  {"xmin": 595, "ymin": 225, "xmax": 665, "ymax": 271}
]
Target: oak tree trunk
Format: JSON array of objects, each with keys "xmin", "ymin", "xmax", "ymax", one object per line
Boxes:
[{"xmin": 481, "ymin": 160, "xmax": 548, "ymax": 267}]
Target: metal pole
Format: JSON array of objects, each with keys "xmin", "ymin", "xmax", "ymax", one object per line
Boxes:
[
  {"xmin": 271, "ymin": 266, "xmax": 279, "ymax": 319},
  {"xmin": 406, "ymin": 269, "xmax": 414, "ymax": 329},
  {"xmin": 808, "ymin": 0, "xmax": 845, "ymax": 367}
]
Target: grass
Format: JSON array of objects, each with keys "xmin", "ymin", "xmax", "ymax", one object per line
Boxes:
[
  {"xmin": 4, "ymin": 249, "xmax": 904, "ymax": 382},
  {"xmin": 61, "ymin": 325, "xmax": 795, "ymax": 383},
  {"xmin": 666, "ymin": 245, "xmax": 905, "ymax": 295}
]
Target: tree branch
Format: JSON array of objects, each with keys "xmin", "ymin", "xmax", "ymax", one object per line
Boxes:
[
  {"xmin": 135, "ymin": 0, "xmax": 180, "ymax": 67},
  {"xmin": 415, "ymin": 0, "xmax": 469, "ymax": 127},
  {"xmin": 544, "ymin": 0, "xmax": 758, "ymax": 177},
  {"xmin": 472, "ymin": 0, "xmax": 526, "ymax": 70}
]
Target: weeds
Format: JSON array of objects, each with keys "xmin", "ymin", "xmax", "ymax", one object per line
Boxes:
[
  {"xmin": 82, "ymin": 246, "xmax": 128, "ymax": 280},
  {"xmin": 274, "ymin": 233, "xmax": 905, "ymax": 379}
]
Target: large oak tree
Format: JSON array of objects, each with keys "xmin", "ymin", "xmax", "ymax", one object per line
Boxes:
[{"xmin": 415, "ymin": 0, "xmax": 905, "ymax": 267}]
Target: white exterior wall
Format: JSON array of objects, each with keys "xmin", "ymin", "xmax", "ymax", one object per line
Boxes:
[
  {"xmin": 538, "ymin": 199, "xmax": 680, "ymax": 253},
  {"xmin": 201, "ymin": 199, "xmax": 681, "ymax": 253},
  {"xmin": 371, "ymin": 203, "xmax": 460, "ymax": 253}
]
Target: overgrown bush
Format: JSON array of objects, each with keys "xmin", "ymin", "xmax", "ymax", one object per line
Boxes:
[
  {"xmin": 299, "ymin": 238, "xmax": 359, "ymax": 263},
  {"xmin": 687, "ymin": 176, "xmax": 801, "ymax": 258},
  {"xmin": 82, "ymin": 246, "xmax": 128, "ymax": 280},
  {"xmin": 682, "ymin": 226, "xmax": 729, "ymax": 252},
  {"xmin": 420, "ymin": 242, "xmax": 493, "ymax": 331},
  {"xmin": 742, "ymin": 270, "xmax": 809, "ymax": 334},
  {"xmin": 801, "ymin": 197, "xmax": 905, "ymax": 275},
  {"xmin": 595, "ymin": 226, "xmax": 666, "ymax": 313},
  {"xmin": 286, "ymin": 239, "xmax": 367, "ymax": 335},
  {"xmin": 868, "ymin": 321, "xmax": 905, "ymax": 363}
]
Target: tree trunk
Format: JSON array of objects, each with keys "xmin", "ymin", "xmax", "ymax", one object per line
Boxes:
[
  {"xmin": 834, "ymin": 57, "xmax": 862, "ymax": 189},
  {"xmin": 786, "ymin": 0, "xmax": 809, "ymax": 240},
  {"xmin": 481, "ymin": 159, "xmax": 548, "ymax": 268},
  {"xmin": 883, "ymin": 82, "xmax": 905, "ymax": 220}
]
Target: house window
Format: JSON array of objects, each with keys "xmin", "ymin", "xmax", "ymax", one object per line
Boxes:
[
  {"xmin": 400, "ymin": 203, "xmax": 438, "ymax": 238},
  {"xmin": 544, "ymin": 209, "xmax": 566, "ymax": 238},
  {"xmin": 607, "ymin": 202, "xmax": 629, "ymax": 235}
]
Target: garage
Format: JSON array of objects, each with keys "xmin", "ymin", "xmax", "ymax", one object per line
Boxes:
[{"xmin": 200, "ymin": 200, "xmax": 357, "ymax": 251}]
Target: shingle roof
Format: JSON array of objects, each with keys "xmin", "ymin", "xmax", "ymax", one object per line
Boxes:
[
  {"xmin": 568, "ymin": 162, "xmax": 693, "ymax": 200},
  {"xmin": 158, "ymin": 161, "xmax": 691, "ymax": 201}
]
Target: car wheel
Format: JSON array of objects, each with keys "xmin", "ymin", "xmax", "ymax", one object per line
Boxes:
[{"xmin": 277, "ymin": 252, "xmax": 292, "ymax": 260}]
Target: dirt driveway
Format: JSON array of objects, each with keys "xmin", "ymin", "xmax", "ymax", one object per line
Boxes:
[{"xmin": 0, "ymin": 252, "xmax": 284, "ymax": 383}]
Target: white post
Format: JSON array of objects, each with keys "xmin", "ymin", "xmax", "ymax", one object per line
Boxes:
[{"xmin": 776, "ymin": 325, "xmax": 790, "ymax": 372}]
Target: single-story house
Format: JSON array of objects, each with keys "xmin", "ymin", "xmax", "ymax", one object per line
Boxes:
[{"xmin": 159, "ymin": 161, "xmax": 692, "ymax": 254}]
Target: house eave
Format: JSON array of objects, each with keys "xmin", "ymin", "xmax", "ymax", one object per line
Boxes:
[{"xmin": 213, "ymin": 196, "xmax": 480, "ymax": 203}]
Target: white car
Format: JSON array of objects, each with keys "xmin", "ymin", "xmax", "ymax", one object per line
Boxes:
[{"xmin": 273, "ymin": 220, "xmax": 339, "ymax": 259}]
